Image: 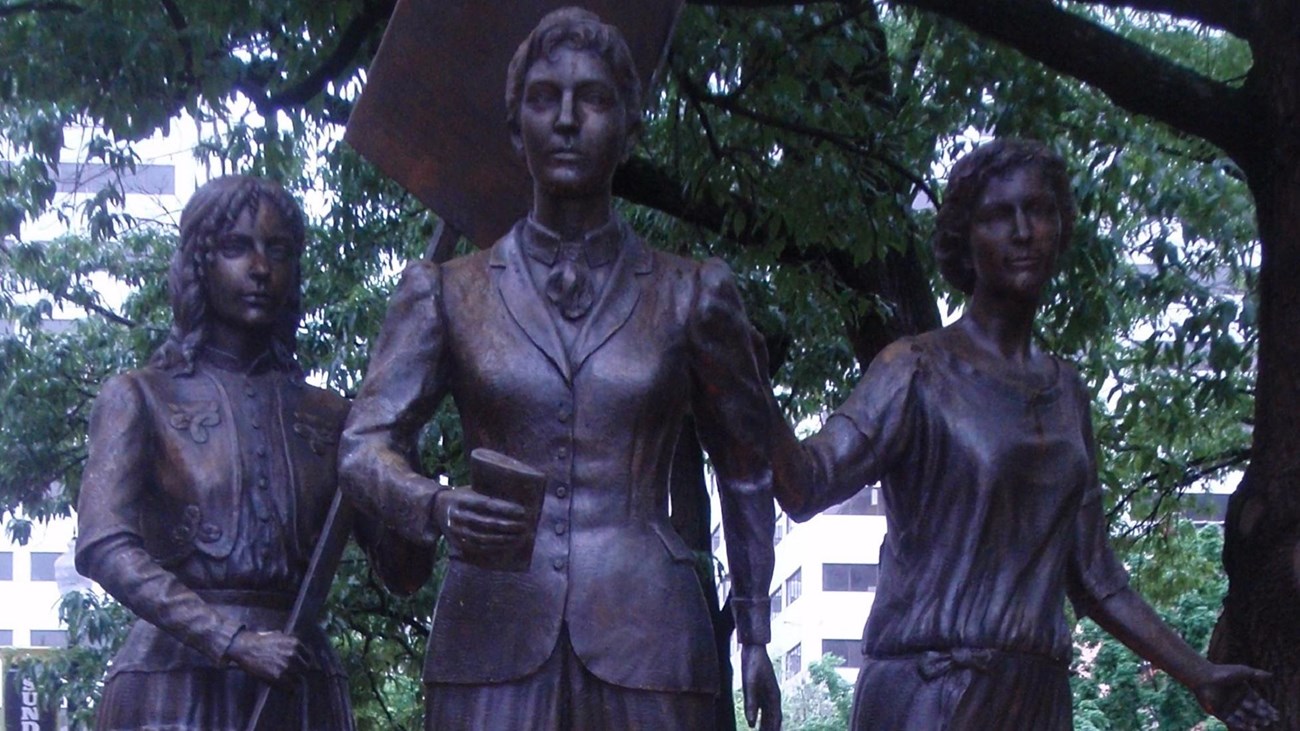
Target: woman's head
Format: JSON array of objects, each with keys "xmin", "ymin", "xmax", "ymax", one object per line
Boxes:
[
  {"xmin": 933, "ymin": 139, "xmax": 1076, "ymax": 296},
  {"xmin": 152, "ymin": 176, "xmax": 306, "ymax": 373},
  {"xmin": 504, "ymin": 7, "xmax": 642, "ymax": 140}
]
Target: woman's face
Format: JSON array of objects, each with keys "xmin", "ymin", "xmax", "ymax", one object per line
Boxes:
[
  {"xmin": 967, "ymin": 164, "xmax": 1062, "ymax": 305},
  {"xmin": 205, "ymin": 201, "xmax": 297, "ymax": 333},
  {"xmin": 514, "ymin": 46, "xmax": 629, "ymax": 202}
]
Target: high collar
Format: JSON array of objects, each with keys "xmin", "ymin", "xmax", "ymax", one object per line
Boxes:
[
  {"xmin": 199, "ymin": 345, "xmax": 279, "ymax": 375},
  {"xmin": 521, "ymin": 214, "xmax": 623, "ymax": 268}
]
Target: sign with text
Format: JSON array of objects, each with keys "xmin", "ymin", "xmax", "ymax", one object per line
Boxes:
[{"xmin": 3, "ymin": 667, "xmax": 56, "ymax": 731}]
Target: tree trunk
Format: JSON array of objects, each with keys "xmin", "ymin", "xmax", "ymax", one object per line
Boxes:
[{"xmin": 1210, "ymin": 5, "xmax": 1300, "ymax": 727}]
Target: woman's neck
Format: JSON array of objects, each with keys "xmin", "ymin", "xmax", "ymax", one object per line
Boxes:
[
  {"xmin": 531, "ymin": 194, "xmax": 613, "ymax": 240},
  {"xmin": 958, "ymin": 294, "xmax": 1039, "ymax": 366},
  {"xmin": 204, "ymin": 320, "xmax": 272, "ymax": 367}
]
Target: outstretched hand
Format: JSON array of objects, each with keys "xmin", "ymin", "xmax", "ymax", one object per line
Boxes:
[
  {"xmin": 1194, "ymin": 663, "xmax": 1278, "ymax": 730},
  {"xmin": 433, "ymin": 488, "xmax": 529, "ymax": 559},
  {"xmin": 227, "ymin": 629, "xmax": 307, "ymax": 687},
  {"xmin": 742, "ymin": 643, "xmax": 783, "ymax": 730}
]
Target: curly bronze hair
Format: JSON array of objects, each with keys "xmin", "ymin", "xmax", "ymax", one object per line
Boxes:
[
  {"xmin": 151, "ymin": 176, "xmax": 306, "ymax": 374},
  {"xmin": 932, "ymin": 139, "xmax": 1077, "ymax": 296},
  {"xmin": 504, "ymin": 7, "xmax": 643, "ymax": 138}
]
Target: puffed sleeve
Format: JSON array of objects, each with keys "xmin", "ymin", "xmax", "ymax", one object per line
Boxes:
[
  {"xmin": 1065, "ymin": 376, "xmax": 1130, "ymax": 617},
  {"xmin": 75, "ymin": 373, "xmax": 245, "ymax": 662},
  {"xmin": 339, "ymin": 261, "xmax": 451, "ymax": 547},
  {"xmin": 687, "ymin": 258, "xmax": 777, "ymax": 645},
  {"xmin": 773, "ymin": 337, "xmax": 921, "ymax": 521}
]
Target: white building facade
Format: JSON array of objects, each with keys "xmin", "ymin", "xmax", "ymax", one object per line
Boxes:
[{"xmin": 714, "ymin": 481, "xmax": 888, "ymax": 689}]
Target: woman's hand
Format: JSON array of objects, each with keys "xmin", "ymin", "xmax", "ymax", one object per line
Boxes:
[
  {"xmin": 226, "ymin": 629, "xmax": 308, "ymax": 687},
  {"xmin": 433, "ymin": 488, "xmax": 530, "ymax": 559},
  {"xmin": 741, "ymin": 643, "xmax": 783, "ymax": 730},
  {"xmin": 1194, "ymin": 663, "xmax": 1277, "ymax": 730}
]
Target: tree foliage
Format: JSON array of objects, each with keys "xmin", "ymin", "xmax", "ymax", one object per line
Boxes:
[{"xmin": 0, "ymin": 0, "xmax": 1275, "ymax": 723}]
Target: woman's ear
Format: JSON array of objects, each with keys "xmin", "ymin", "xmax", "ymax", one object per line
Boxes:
[{"xmin": 511, "ymin": 127, "xmax": 525, "ymax": 161}]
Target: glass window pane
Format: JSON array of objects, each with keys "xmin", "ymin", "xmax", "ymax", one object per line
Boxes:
[
  {"xmin": 29, "ymin": 630, "xmax": 67, "ymax": 647},
  {"xmin": 822, "ymin": 638, "xmax": 865, "ymax": 669},
  {"xmin": 30, "ymin": 552, "xmax": 60, "ymax": 581}
]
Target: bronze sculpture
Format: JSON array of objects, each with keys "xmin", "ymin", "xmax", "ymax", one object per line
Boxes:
[
  {"xmin": 340, "ymin": 8, "xmax": 782, "ymax": 730},
  {"xmin": 772, "ymin": 139, "xmax": 1277, "ymax": 730},
  {"xmin": 76, "ymin": 176, "xmax": 424, "ymax": 730}
]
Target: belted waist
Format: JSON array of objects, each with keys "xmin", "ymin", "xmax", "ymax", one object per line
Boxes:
[
  {"xmin": 194, "ymin": 589, "xmax": 296, "ymax": 611},
  {"xmin": 869, "ymin": 646, "xmax": 1067, "ymax": 681}
]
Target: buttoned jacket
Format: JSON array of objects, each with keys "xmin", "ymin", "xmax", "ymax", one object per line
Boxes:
[
  {"xmin": 76, "ymin": 361, "xmax": 349, "ymax": 663},
  {"xmin": 340, "ymin": 220, "xmax": 776, "ymax": 693}
]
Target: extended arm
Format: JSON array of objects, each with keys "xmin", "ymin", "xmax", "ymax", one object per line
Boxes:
[
  {"xmin": 772, "ymin": 339, "xmax": 919, "ymax": 521},
  {"xmin": 1089, "ymin": 589, "xmax": 1275, "ymax": 729},
  {"xmin": 1070, "ymin": 385, "xmax": 1275, "ymax": 729}
]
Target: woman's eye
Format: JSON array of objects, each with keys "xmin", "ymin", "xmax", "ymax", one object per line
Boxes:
[
  {"xmin": 526, "ymin": 86, "xmax": 559, "ymax": 106},
  {"xmin": 217, "ymin": 237, "xmax": 251, "ymax": 257},
  {"xmin": 582, "ymin": 90, "xmax": 614, "ymax": 107}
]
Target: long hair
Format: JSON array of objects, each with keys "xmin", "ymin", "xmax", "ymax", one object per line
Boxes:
[
  {"xmin": 151, "ymin": 176, "xmax": 306, "ymax": 374},
  {"xmin": 932, "ymin": 139, "xmax": 1077, "ymax": 296}
]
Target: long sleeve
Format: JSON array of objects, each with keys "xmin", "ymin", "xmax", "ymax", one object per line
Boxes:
[
  {"xmin": 75, "ymin": 374, "xmax": 244, "ymax": 663},
  {"xmin": 339, "ymin": 262, "xmax": 451, "ymax": 548},
  {"xmin": 687, "ymin": 258, "xmax": 777, "ymax": 645},
  {"xmin": 773, "ymin": 337, "xmax": 921, "ymax": 521},
  {"xmin": 352, "ymin": 511, "xmax": 435, "ymax": 596}
]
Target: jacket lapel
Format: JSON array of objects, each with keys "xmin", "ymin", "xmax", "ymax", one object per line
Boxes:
[
  {"xmin": 569, "ymin": 232, "xmax": 654, "ymax": 374},
  {"xmin": 490, "ymin": 227, "xmax": 572, "ymax": 382}
]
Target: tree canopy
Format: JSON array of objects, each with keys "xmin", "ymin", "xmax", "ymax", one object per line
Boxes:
[{"xmin": 0, "ymin": 0, "xmax": 1280, "ymax": 726}]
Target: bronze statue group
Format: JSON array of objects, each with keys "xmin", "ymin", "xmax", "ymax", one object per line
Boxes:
[{"xmin": 74, "ymin": 7, "xmax": 1280, "ymax": 731}]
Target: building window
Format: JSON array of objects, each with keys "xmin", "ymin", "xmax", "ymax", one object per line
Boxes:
[
  {"xmin": 29, "ymin": 630, "xmax": 68, "ymax": 647},
  {"xmin": 785, "ymin": 643, "xmax": 802, "ymax": 679},
  {"xmin": 0, "ymin": 629, "xmax": 12, "ymax": 646},
  {"xmin": 773, "ymin": 519, "xmax": 784, "ymax": 547},
  {"xmin": 785, "ymin": 568, "xmax": 802, "ymax": 605},
  {"xmin": 822, "ymin": 639, "xmax": 866, "ymax": 669},
  {"xmin": 30, "ymin": 552, "xmax": 60, "ymax": 581},
  {"xmin": 823, "ymin": 563, "xmax": 879, "ymax": 592},
  {"xmin": 770, "ymin": 587, "xmax": 784, "ymax": 616},
  {"xmin": 54, "ymin": 162, "xmax": 176, "ymax": 196},
  {"xmin": 0, "ymin": 551, "xmax": 12, "ymax": 580}
]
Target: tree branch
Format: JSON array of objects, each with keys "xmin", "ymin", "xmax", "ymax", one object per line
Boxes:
[
  {"xmin": 701, "ymin": 0, "xmax": 1260, "ymax": 162},
  {"xmin": 893, "ymin": 0, "xmax": 1259, "ymax": 164},
  {"xmin": 266, "ymin": 0, "xmax": 395, "ymax": 109},
  {"xmin": 1067, "ymin": 0, "xmax": 1255, "ymax": 40},
  {"xmin": 614, "ymin": 155, "xmax": 940, "ymax": 365},
  {"xmin": 0, "ymin": 1, "xmax": 82, "ymax": 15},
  {"xmin": 157, "ymin": 0, "xmax": 194, "ymax": 85}
]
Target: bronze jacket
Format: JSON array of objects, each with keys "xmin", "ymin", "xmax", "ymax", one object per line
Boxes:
[
  {"xmin": 76, "ymin": 357, "xmax": 417, "ymax": 670},
  {"xmin": 340, "ymin": 220, "xmax": 776, "ymax": 693}
]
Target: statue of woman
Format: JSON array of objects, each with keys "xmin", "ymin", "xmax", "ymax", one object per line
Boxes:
[
  {"xmin": 773, "ymin": 139, "xmax": 1276, "ymax": 730},
  {"xmin": 76, "ymin": 176, "xmax": 422, "ymax": 730},
  {"xmin": 340, "ymin": 9, "xmax": 781, "ymax": 730}
]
